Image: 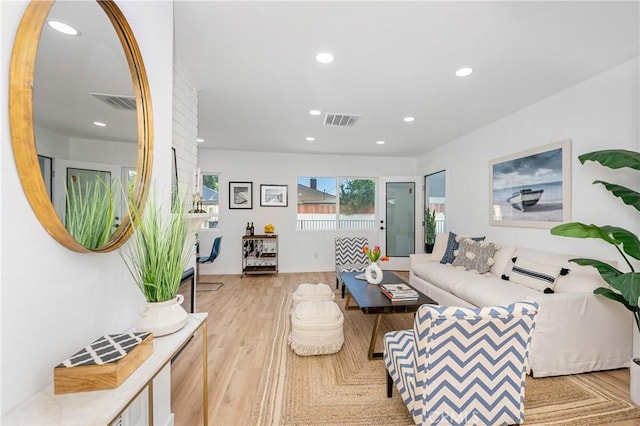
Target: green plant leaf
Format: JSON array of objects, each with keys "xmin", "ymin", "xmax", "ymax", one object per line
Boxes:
[
  {"xmin": 578, "ymin": 149, "xmax": 640, "ymax": 170},
  {"xmin": 610, "ymin": 272, "xmax": 640, "ymax": 308},
  {"xmin": 593, "ymin": 287, "xmax": 635, "ymax": 311},
  {"xmin": 592, "ymin": 180, "xmax": 640, "ymax": 212},
  {"xmin": 569, "ymin": 258, "xmax": 621, "ymax": 286},
  {"xmin": 550, "ymin": 222, "xmax": 616, "ymax": 244},
  {"xmin": 551, "ymin": 223, "xmax": 640, "ymax": 261},
  {"xmin": 604, "ymin": 226, "xmax": 640, "ymax": 261}
]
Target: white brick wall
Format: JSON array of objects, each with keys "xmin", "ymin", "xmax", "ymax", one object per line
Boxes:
[{"xmin": 172, "ymin": 60, "xmax": 199, "ymax": 202}]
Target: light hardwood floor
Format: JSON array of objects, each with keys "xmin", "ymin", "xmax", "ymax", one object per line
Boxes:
[{"xmin": 171, "ymin": 271, "xmax": 636, "ymax": 426}]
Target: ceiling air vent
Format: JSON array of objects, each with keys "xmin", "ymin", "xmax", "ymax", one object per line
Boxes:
[
  {"xmin": 91, "ymin": 93, "xmax": 137, "ymax": 111},
  {"xmin": 323, "ymin": 113, "xmax": 361, "ymax": 127}
]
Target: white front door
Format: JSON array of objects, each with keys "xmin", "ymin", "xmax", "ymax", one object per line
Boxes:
[{"xmin": 378, "ymin": 176, "xmax": 422, "ymax": 271}]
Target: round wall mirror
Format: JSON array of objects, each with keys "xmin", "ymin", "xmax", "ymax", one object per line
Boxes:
[{"xmin": 9, "ymin": 0, "xmax": 153, "ymax": 252}]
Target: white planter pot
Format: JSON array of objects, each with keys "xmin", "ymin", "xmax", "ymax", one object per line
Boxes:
[
  {"xmin": 136, "ymin": 295, "xmax": 188, "ymax": 337},
  {"xmin": 631, "ymin": 359, "xmax": 640, "ymax": 406}
]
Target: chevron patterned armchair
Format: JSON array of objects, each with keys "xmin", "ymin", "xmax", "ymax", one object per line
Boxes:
[
  {"xmin": 384, "ymin": 301, "xmax": 539, "ymax": 426},
  {"xmin": 334, "ymin": 237, "xmax": 369, "ymax": 298}
]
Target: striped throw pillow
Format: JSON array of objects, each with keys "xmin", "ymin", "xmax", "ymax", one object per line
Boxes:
[{"xmin": 510, "ymin": 257, "xmax": 562, "ymax": 292}]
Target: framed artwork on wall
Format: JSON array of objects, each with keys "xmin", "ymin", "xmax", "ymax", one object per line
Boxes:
[
  {"xmin": 260, "ymin": 184, "xmax": 288, "ymax": 207},
  {"xmin": 229, "ymin": 181, "xmax": 253, "ymax": 209},
  {"xmin": 489, "ymin": 139, "xmax": 571, "ymax": 228}
]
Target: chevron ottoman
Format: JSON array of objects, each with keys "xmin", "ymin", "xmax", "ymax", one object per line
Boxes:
[
  {"xmin": 289, "ymin": 300, "xmax": 344, "ymax": 356},
  {"xmin": 292, "ymin": 283, "xmax": 335, "ymax": 308}
]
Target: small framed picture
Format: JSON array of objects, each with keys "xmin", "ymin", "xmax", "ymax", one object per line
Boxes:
[
  {"xmin": 229, "ymin": 182, "xmax": 253, "ymax": 209},
  {"xmin": 260, "ymin": 184, "xmax": 288, "ymax": 207}
]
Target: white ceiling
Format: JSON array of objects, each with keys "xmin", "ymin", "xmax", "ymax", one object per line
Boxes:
[{"xmin": 174, "ymin": 1, "xmax": 639, "ymax": 158}]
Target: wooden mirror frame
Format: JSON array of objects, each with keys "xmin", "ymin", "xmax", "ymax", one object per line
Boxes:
[{"xmin": 9, "ymin": 0, "xmax": 153, "ymax": 253}]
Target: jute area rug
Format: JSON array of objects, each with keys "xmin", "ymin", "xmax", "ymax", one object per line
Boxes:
[{"xmin": 250, "ymin": 293, "xmax": 640, "ymax": 425}]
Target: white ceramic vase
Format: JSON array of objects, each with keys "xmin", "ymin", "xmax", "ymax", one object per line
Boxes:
[
  {"xmin": 365, "ymin": 262, "xmax": 383, "ymax": 285},
  {"xmin": 136, "ymin": 294, "xmax": 188, "ymax": 337}
]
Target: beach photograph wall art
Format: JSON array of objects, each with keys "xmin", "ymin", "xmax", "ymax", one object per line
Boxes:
[{"xmin": 490, "ymin": 139, "xmax": 572, "ymax": 228}]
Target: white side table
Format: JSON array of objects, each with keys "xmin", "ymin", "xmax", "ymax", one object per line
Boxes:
[{"xmin": 1, "ymin": 313, "xmax": 209, "ymax": 425}]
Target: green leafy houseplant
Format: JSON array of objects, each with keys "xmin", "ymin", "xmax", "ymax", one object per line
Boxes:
[
  {"xmin": 121, "ymin": 193, "xmax": 193, "ymax": 303},
  {"xmin": 65, "ymin": 176, "xmax": 119, "ymax": 249},
  {"xmin": 425, "ymin": 207, "xmax": 437, "ymax": 252},
  {"xmin": 550, "ymin": 149, "xmax": 640, "ymax": 332}
]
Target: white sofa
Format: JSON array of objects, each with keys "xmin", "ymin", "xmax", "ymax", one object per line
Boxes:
[{"xmin": 409, "ymin": 234, "xmax": 632, "ymax": 378}]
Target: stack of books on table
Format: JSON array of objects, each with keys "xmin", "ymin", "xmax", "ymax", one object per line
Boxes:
[{"xmin": 380, "ymin": 283, "xmax": 419, "ymax": 302}]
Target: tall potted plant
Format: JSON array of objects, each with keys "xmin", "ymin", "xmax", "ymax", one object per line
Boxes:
[
  {"xmin": 120, "ymin": 192, "xmax": 194, "ymax": 336},
  {"xmin": 425, "ymin": 207, "xmax": 437, "ymax": 253},
  {"xmin": 550, "ymin": 149, "xmax": 639, "ymax": 401},
  {"xmin": 65, "ymin": 176, "xmax": 119, "ymax": 249}
]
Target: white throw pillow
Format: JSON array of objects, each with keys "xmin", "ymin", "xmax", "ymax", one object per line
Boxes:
[
  {"xmin": 490, "ymin": 244, "xmax": 516, "ymax": 277},
  {"xmin": 431, "ymin": 233, "xmax": 448, "ymax": 261},
  {"xmin": 510, "ymin": 257, "xmax": 562, "ymax": 292}
]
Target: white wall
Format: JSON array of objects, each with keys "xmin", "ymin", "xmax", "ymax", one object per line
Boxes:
[
  {"xmin": 69, "ymin": 138, "xmax": 138, "ymax": 168},
  {"xmin": 417, "ymin": 58, "xmax": 639, "ymax": 261},
  {"xmin": 1, "ymin": 0, "xmax": 174, "ymax": 417},
  {"xmin": 197, "ymin": 149, "xmax": 416, "ymax": 274}
]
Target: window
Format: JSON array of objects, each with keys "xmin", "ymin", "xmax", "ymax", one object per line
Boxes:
[
  {"xmin": 297, "ymin": 176, "xmax": 375, "ymax": 231},
  {"xmin": 201, "ymin": 173, "xmax": 219, "ymax": 229},
  {"xmin": 424, "ymin": 170, "xmax": 446, "ymax": 243}
]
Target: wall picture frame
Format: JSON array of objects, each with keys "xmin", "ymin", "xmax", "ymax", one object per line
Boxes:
[
  {"xmin": 489, "ymin": 139, "xmax": 571, "ymax": 228},
  {"xmin": 260, "ymin": 184, "xmax": 288, "ymax": 207},
  {"xmin": 229, "ymin": 181, "xmax": 253, "ymax": 209}
]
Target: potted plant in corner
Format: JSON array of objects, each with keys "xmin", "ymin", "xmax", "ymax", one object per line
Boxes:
[
  {"xmin": 120, "ymin": 191, "xmax": 194, "ymax": 337},
  {"xmin": 550, "ymin": 149, "xmax": 639, "ymax": 403},
  {"xmin": 425, "ymin": 207, "xmax": 437, "ymax": 253}
]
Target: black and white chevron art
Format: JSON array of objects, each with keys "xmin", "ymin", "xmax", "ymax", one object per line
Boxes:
[{"xmin": 334, "ymin": 237, "xmax": 369, "ymax": 272}]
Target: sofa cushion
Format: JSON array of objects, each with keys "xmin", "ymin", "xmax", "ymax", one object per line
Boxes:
[
  {"xmin": 431, "ymin": 232, "xmax": 449, "ymax": 261},
  {"xmin": 454, "ymin": 275, "xmax": 541, "ymax": 307},
  {"xmin": 512, "ymin": 247, "xmax": 618, "ymax": 293},
  {"xmin": 490, "ymin": 244, "xmax": 517, "ymax": 277},
  {"xmin": 440, "ymin": 232, "xmax": 485, "ymax": 264},
  {"xmin": 451, "ymin": 239, "xmax": 500, "ymax": 274},
  {"xmin": 510, "ymin": 257, "xmax": 562, "ymax": 292},
  {"xmin": 411, "ymin": 262, "xmax": 476, "ymax": 295},
  {"xmin": 555, "ymin": 262, "xmax": 617, "ymax": 293}
]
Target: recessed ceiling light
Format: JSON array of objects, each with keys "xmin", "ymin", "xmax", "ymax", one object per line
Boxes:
[
  {"xmin": 196, "ymin": 138, "xmax": 204, "ymax": 143},
  {"xmin": 305, "ymin": 137, "xmax": 315, "ymax": 141},
  {"xmin": 93, "ymin": 121, "xmax": 106, "ymax": 127},
  {"xmin": 316, "ymin": 52, "xmax": 334, "ymax": 64},
  {"xmin": 455, "ymin": 67, "xmax": 473, "ymax": 77},
  {"xmin": 403, "ymin": 117, "xmax": 415, "ymax": 122},
  {"xmin": 309, "ymin": 110, "xmax": 321, "ymax": 116},
  {"xmin": 376, "ymin": 140, "xmax": 385, "ymax": 145},
  {"xmin": 47, "ymin": 20, "xmax": 80, "ymax": 36}
]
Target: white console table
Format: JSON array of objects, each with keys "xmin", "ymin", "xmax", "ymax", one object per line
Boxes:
[{"xmin": 1, "ymin": 313, "xmax": 208, "ymax": 425}]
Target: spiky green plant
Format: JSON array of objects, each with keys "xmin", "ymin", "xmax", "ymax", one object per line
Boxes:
[
  {"xmin": 120, "ymin": 193, "xmax": 193, "ymax": 303},
  {"xmin": 551, "ymin": 149, "xmax": 640, "ymax": 332},
  {"xmin": 65, "ymin": 176, "xmax": 119, "ymax": 249},
  {"xmin": 425, "ymin": 207, "xmax": 437, "ymax": 245}
]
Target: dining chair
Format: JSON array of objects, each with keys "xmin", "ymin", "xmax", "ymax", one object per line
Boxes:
[{"xmin": 197, "ymin": 236, "xmax": 223, "ymax": 291}]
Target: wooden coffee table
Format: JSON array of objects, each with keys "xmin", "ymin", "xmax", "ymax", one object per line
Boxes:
[{"xmin": 340, "ymin": 271, "xmax": 436, "ymax": 360}]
